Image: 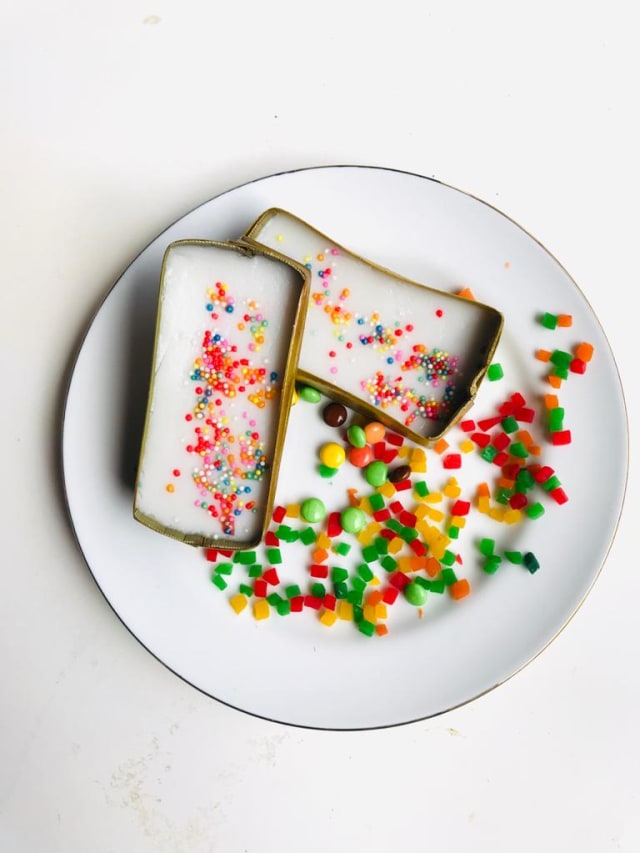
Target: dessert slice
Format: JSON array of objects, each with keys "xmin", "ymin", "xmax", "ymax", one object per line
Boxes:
[
  {"xmin": 134, "ymin": 239, "xmax": 309, "ymax": 550},
  {"xmin": 243, "ymin": 208, "xmax": 503, "ymax": 444}
]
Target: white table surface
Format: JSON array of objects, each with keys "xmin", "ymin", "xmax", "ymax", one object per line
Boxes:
[{"xmin": 2, "ymin": 2, "xmax": 638, "ymax": 851}]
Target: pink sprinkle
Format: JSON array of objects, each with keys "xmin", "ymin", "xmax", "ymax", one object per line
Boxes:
[
  {"xmin": 331, "ymin": 248, "xmax": 339, "ymax": 256},
  {"xmin": 330, "ymin": 367, "xmax": 338, "ymax": 375},
  {"xmin": 249, "ymin": 419, "xmax": 257, "ymax": 427}
]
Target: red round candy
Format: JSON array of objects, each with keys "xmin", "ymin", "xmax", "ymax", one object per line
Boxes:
[{"xmin": 348, "ymin": 445, "xmax": 374, "ymax": 468}]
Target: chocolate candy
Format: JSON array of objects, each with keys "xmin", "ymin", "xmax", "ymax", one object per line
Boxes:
[
  {"xmin": 322, "ymin": 402, "xmax": 348, "ymax": 427},
  {"xmin": 388, "ymin": 464, "xmax": 411, "ymax": 483}
]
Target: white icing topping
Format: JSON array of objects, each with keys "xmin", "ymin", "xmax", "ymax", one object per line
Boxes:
[
  {"xmin": 135, "ymin": 242, "xmax": 301, "ymax": 546},
  {"xmin": 247, "ymin": 210, "xmax": 501, "ymax": 439}
]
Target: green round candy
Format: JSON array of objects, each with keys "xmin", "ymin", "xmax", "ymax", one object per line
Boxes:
[
  {"xmin": 340, "ymin": 506, "xmax": 366, "ymax": 534},
  {"xmin": 364, "ymin": 460, "xmax": 388, "ymax": 487},
  {"xmin": 300, "ymin": 497, "xmax": 327, "ymax": 524},
  {"xmin": 346, "ymin": 424, "xmax": 367, "ymax": 448},
  {"xmin": 298, "ymin": 385, "xmax": 322, "ymax": 403},
  {"xmin": 405, "ymin": 580, "xmax": 428, "ymax": 606},
  {"xmin": 318, "ymin": 464, "xmax": 338, "ymax": 478}
]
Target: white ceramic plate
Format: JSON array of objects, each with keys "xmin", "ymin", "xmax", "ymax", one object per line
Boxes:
[{"xmin": 62, "ymin": 166, "xmax": 628, "ymax": 730}]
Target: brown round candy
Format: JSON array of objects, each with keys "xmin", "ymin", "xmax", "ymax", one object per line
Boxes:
[
  {"xmin": 322, "ymin": 402, "xmax": 348, "ymax": 427},
  {"xmin": 388, "ymin": 464, "xmax": 411, "ymax": 483}
]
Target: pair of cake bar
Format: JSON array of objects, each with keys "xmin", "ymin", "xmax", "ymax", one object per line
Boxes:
[{"xmin": 133, "ymin": 209, "xmax": 503, "ymax": 551}]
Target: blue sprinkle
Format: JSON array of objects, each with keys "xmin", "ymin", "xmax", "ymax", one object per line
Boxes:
[{"xmin": 225, "ymin": 305, "xmax": 234, "ymax": 313}]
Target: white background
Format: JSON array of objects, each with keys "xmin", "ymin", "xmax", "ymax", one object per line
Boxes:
[{"xmin": 1, "ymin": 2, "xmax": 637, "ymax": 851}]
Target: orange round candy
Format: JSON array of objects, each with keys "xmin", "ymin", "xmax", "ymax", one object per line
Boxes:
[
  {"xmin": 364, "ymin": 421, "xmax": 386, "ymax": 443},
  {"xmin": 348, "ymin": 444, "xmax": 373, "ymax": 468}
]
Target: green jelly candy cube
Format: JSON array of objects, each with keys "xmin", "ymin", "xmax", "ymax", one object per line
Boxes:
[
  {"xmin": 358, "ymin": 619, "xmax": 376, "ymax": 637},
  {"xmin": 483, "ymin": 555, "xmax": 502, "ymax": 574},
  {"xmin": 526, "ymin": 502, "xmax": 545, "ymax": 520},
  {"xmin": 380, "ymin": 556, "xmax": 398, "ymax": 572},
  {"xmin": 504, "ymin": 551, "xmax": 523, "ymax": 564},
  {"xmin": 374, "ymin": 537, "xmax": 389, "ymax": 555},
  {"xmin": 479, "ymin": 537, "xmax": 496, "ymax": 556},
  {"xmin": 299, "ymin": 526, "xmax": 317, "ymax": 545},
  {"xmin": 441, "ymin": 568, "xmax": 458, "ymax": 585},
  {"xmin": 333, "ymin": 581, "xmax": 348, "ymax": 599},
  {"xmin": 368, "ymin": 492, "xmax": 385, "ymax": 511},
  {"xmin": 481, "ymin": 445, "xmax": 498, "ymax": 462},
  {"xmin": 357, "ymin": 563, "xmax": 374, "ymax": 582},
  {"xmin": 487, "ymin": 363, "xmax": 504, "ymax": 381},
  {"xmin": 234, "ymin": 550, "xmax": 257, "ymax": 564}
]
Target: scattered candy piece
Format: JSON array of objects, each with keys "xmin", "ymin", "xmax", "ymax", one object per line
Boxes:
[
  {"xmin": 298, "ymin": 385, "xmax": 322, "ymax": 403},
  {"xmin": 322, "ymin": 402, "xmax": 348, "ymax": 427},
  {"xmin": 319, "ymin": 442, "xmax": 346, "ymax": 468},
  {"xmin": 364, "ymin": 460, "xmax": 388, "ymax": 487},
  {"xmin": 340, "ymin": 507, "xmax": 367, "ymax": 534},
  {"xmin": 364, "ymin": 421, "xmax": 386, "ymax": 444},
  {"xmin": 300, "ymin": 497, "xmax": 327, "ymax": 524},
  {"xmin": 405, "ymin": 580, "xmax": 429, "ymax": 607},
  {"xmin": 347, "ymin": 424, "xmax": 367, "ymax": 448},
  {"xmin": 487, "ymin": 363, "xmax": 504, "ymax": 381}
]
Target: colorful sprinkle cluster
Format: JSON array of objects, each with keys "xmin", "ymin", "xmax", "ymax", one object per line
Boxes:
[
  {"xmin": 202, "ymin": 305, "xmax": 595, "ymax": 635},
  {"xmin": 295, "ymin": 243, "xmax": 462, "ymax": 425},
  {"xmin": 165, "ymin": 281, "xmax": 278, "ymax": 538}
]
